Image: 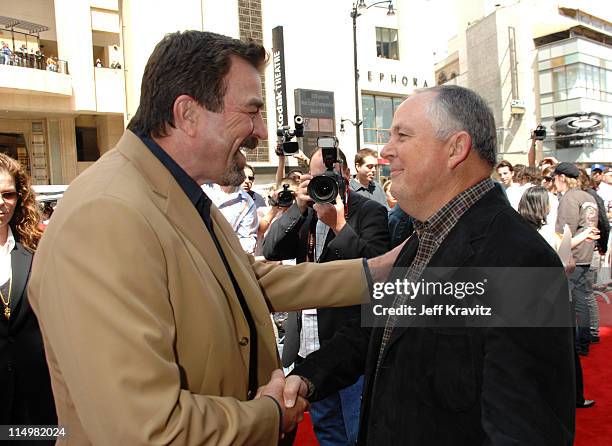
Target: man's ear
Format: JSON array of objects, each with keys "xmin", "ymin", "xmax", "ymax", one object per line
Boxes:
[
  {"xmin": 172, "ymin": 95, "xmax": 199, "ymax": 137},
  {"xmin": 448, "ymin": 131, "xmax": 472, "ymax": 169}
]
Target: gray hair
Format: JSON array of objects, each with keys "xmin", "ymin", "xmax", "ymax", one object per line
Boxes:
[{"xmin": 422, "ymin": 85, "xmax": 496, "ymax": 166}]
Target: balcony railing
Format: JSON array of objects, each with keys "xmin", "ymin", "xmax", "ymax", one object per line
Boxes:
[
  {"xmin": 0, "ymin": 53, "xmax": 68, "ymax": 74},
  {"xmin": 0, "ymin": 60, "xmax": 72, "ymax": 97}
]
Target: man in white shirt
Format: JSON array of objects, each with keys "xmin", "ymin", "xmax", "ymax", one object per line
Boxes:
[
  {"xmin": 496, "ymin": 159, "xmax": 523, "ymax": 210},
  {"xmin": 202, "ymin": 183, "xmax": 258, "ymax": 255}
]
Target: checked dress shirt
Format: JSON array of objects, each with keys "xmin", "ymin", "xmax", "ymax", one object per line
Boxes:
[{"xmin": 373, "ymin": 177, "xmax": 495, "ymax": 382}]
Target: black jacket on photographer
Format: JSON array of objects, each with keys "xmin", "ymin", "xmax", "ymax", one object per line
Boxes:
[{"xmin": 262, "ymin": 192, "xmax": 390, "ymax": 367}]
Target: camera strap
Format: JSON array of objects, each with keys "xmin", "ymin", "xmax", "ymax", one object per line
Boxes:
[
  {"xmin": 307, "ymin": 215, "xmax": 318, "ymax": 262},
  {"xmin": 343, "ymin": 182, "xmax": 350, "ymax": 219}
]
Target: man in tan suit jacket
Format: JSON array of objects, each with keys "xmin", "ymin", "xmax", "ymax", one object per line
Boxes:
[{"xmin": 28, "ymin": 31, "xmax": 395, "ymax": 445}]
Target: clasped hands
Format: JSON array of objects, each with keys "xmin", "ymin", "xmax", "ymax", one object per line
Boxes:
[{"xmin": 255, "ymin": 369, "xmax": 310, "ymax": 437}]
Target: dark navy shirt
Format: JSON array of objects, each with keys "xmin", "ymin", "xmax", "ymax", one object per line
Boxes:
[{"xmin": 137, "ymin": 132, "xmax": 213, "ymax": 230}]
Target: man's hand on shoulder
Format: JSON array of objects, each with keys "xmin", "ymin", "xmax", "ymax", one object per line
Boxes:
[{"xmin": 367, "ymin": 238, "xmax": 408, "ymax": 282}]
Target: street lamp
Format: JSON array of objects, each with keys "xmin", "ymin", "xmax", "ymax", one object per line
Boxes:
[
  {"xmin": 350, "ymin": 0, "xmax": 395, "ymax": 152},
  {"xmin": 340, "ymin": 117, "xmax": 362, "ymax": 134}
]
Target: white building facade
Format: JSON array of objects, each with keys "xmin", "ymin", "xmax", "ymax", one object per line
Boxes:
[
  {"xmin": 261, "ymin": 0, "xmax": 435, "ymax": 179},
  {"xmin": 0, "ymin": 0, "xmax": 435, "ymax": 185},
  {"xmin": 434, "ymin": 0, "xmax": 611, "ymax": 165}
]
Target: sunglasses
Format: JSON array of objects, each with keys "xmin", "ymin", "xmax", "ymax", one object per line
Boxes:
[{"xmin": 0, "ymin": 191, "xmax": 18, "ymax": 202}]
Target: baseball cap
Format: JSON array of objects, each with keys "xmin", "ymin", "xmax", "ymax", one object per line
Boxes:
[
  {"xmin": 590, "ymin": 163, "xmax": 605, "ymax": 173},
  {"xmin": 553, "ymin": 162, "xmax": 580, "ymax": 179}
]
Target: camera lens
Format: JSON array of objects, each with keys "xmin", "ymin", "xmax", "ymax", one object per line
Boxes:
[
  {"xmin": 308, "ymin": 175, "xmax": 338, "ymax": 203},
  {"xmin": 282, "ymin": 141, "xmax": 299, "ymax": 155},
  {"xmin": 277, "ymin": 187, "xmax": 295, "ymax": 207}
]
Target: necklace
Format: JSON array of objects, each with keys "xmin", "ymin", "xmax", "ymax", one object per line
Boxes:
[{"xmin": 0, "ymin": 276, "xmax": 12, "ymax": 320}]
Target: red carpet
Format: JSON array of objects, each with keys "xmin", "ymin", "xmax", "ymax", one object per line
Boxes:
[
  {"xmin": 575, "ymin": 296, "xmax": 612, "ymax": 446},
  {"xmin": 295, "ymin": 412, "xmax": 318, "ymax": 445},
  {"xmin": 295, "ymin": 298, "xmax": 612, "ymax": 445}
]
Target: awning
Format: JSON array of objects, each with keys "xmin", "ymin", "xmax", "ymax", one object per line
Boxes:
[{"xmin": 0, "ymin": 16, "xmax": 49, "ymax": 34}]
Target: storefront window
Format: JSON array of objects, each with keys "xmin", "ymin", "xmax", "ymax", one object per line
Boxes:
[{"xmin": 362, "ymin": 94, "xmax": 406, "ymax": 144}]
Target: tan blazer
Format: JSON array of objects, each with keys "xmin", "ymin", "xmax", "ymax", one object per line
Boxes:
[{"xmin": 28, "ymin": 131, "xmax": 368, "ymax": 445}]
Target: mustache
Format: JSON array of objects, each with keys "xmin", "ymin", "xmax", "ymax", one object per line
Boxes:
[{"xmin": 241, "ymin": 136, "xmax": 259, "ymax": 150}]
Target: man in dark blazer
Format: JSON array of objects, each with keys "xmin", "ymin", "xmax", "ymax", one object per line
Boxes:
[
  {"xmin": 284, "ymin": 85, "xmax": 575, "ymax": 445},
  {"xmin": 263, "ymin": 147, "xmax": 389, "ymax": 445}
]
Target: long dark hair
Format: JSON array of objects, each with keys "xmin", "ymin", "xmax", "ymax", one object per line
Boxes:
[
  {"xmin": 518, "ymin": 186, "xmax": 550, "ymax": 230},
  {"xmin": 0, "ymin": 153, "xmax": 42, "ymax": 252}
]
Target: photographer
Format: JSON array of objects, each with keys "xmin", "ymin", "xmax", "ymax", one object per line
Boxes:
[
  {"xmin": 275, "ymin": 142, "xmax": 309, "ymax": 187},
  {"xmin": 254, "ymin": 177, "xmax": 298, "ymax": 258},
  {"xmin": 262, "ymin": 145, "xmax": 389, "ymax": 446}
]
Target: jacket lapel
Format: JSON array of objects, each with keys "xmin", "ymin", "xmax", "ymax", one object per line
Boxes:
[
  {"xmin": 115, "ymin": 131, "xmax": 246, "ymax": 328},
  {"xmin": 10, "ymin": 242, "xmax": 31, "ymax": 313},
  {"xmin": 208, "ymin": 207, "xmax": 276, "ymax": 327},
  {"xmin": 115, "ymin": 131, "xmax": 278, "ymax": 377},
  {"xmin": 208, "ymin": 205, "xmax": 281, "ymax": 381},
  {"xmin": 318, "ymin": 227, "xmax": 335, "ymax": 260}
]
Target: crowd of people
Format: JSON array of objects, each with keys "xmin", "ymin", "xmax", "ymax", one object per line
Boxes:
[
  {"xmin": 497, "ymin": 158, "xmax": 610, "ymax": 353},
  {"xmin": 0, "ymin": 42, "xmax": 62, "ymax": 73},
  {"xmin": 0, "ymin": 30, "xmax": 608, "ymax": 445},
  {"xmin": 95, "ymin": 58, "xmax": 122, "ymax": 69},
  {"xmin": 496, "ymin": 156, "xmax": 612, "ymax": 412}
]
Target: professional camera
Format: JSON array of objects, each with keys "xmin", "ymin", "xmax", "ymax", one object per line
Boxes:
[
  {"xmin": 307, "ymin": 136, "xmax": 346, "ymax": 204},
  {"xmin": 275, "ymin": 184, "xmax": 295, "ymax": 207},
  {"xmin": 533, "ymin": 125, "xmax": 547, "ymax": 141},
  {"xmin": 276, "ymin": 115, "xmax": 304, "ymax": 155}
]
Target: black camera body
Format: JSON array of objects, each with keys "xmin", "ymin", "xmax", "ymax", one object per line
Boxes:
[
  {"xmin": 276, "ymin": 184, "xmax": 295, "ymax": 207},
  {"xmin": 534, "ymin": 125, "xmax": 546, "ymax": 141},
  {"xmin": 276, "ymin": 115, "xmax": 304, "ymax": 155},
  {"xmin": 308, "ymin": 136, "xmax": 346, "ymax": 204}
]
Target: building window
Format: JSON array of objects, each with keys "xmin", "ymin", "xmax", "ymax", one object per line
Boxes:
[
  {"xmin": 362, "ymin": 94, "xmax": 405, "ymax": 144},
  {"xmin": 376, "ymin": 27, "xmax": 399, "ymax": 60},
  {"xmin": 76, "ymin": 127, "xmax": 100, "ymax": 162},
  {"xmin": 549, "ymin": 63, "xmax": 611, "ymax": 102}
]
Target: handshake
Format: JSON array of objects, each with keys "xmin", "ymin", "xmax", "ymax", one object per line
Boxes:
[{"xmin": 256, "ymin": 369, "xmax": 311, "ymax": 438}]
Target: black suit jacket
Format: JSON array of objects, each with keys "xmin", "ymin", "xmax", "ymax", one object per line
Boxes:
[
  {"xmin": 0, "ymin": 242, "xmax": 57, "ymax": 426},
  {"xmin": 294, "ymin": 186, "xmax": 575, "ymax": 445},
  {"xmin": 263, "ymin": 192, "xmax": 389, "ymax": 366}
]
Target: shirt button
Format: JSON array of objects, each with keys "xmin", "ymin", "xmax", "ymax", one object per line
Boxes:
[{"xmin": 239, "ymin": 337, "xmax": 249, "ymax": 346}]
